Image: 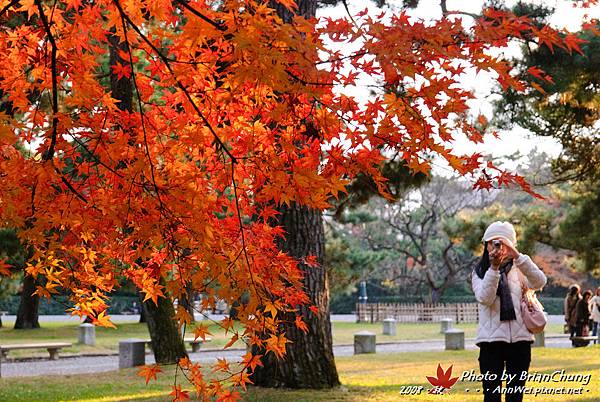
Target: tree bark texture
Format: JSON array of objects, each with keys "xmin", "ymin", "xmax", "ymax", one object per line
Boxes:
[
  {"xmin": 142, "ymin": 294, "xmax": 188, "ymax": 364},
  {"xmin": 14, "ymin": 273, "xmax": 40, "ymax": 329},
  {"xmin": 108, "ymin": 27, "xmax": 133, "ymax": 112},
  {"xmin": 251, "ymin": 204, "xmax": 340, "ymax": 388},
  {"xmin": 268, "ymin": 0, "xmax": 317, "ymax": 23}
]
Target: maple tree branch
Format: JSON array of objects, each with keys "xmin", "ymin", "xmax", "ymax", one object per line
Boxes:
[
  {"xmin": 35, "ymin": 0, "xmax": 58, "ymax": 162},
  {"xmin": 340, "ymin": 0, "xmax": 357, "ymax": 27},
  {"xmin": 172, "ymin": 0, "xmax": 225, "ymax": 32},
  {"xmin": 445, "ymin": 10, "xmax": 480, "ymax": 19},
  {"xmin": 440, "ymin": 0, "xmax": 448, "ymax": 16},
  {"xmin": 30, "ymin": 181, "xmax": 37, "ymax": 219},
  {"xmin": 55, "ymin": 167, "xmax": 89, "ymax": 203},
  {"xmin": 314, "ymin": 51, "xmax": 368, "ymax": 65},
  {"xmin": 285, "ymin": 68, "xmax": 332, "ymax": 87},
  {"xmin": 0, "ymin": 0, "xmax": 19, "ymax": 19},
  {"xmin": 112, "ymin": 0, "xmax": 236, "ymax": 164},
  {"xmin": 68, "ymin": 135, "xmax": 124, "ymax": 180}
]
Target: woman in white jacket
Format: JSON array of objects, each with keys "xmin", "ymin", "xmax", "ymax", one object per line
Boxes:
[
  {"xmin": 472, "ymin": 221, "xmax": 546, "ymax": 402},
  {"xmin": 589, "ymin": 287, "xmax": 600, "ymax": 336}
]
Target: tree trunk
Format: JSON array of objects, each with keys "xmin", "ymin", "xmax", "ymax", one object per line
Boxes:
[
  {"xmin": 108, "ymin": 28, "xmax": 133, "ymax": 112},
  {"xmin": 431, "ymin": 288, "xmax": 441, "ymax": 304},
  {"xmin": 142, "ymin": 294, "xmax": 188, "ymax": 364},
  {"xmin": 251, "ymin": 0, "xmax": 339, "ymax": 389},
  {"xmin": 251, "ymin": 204, "xmax": 340, "ymax": 388},
  {"xmin": 268, "ymin": 0, "xmax": 316, "ymax": 23},
  {"xmin": 108, "ymin": 29, "xmax": 184, "ymax": 362},
  {"xmin": 14, "ymin": 274, "xmax": 40, "ymax": 329},
  {"xmin": 137, "ymin": 291, "xmax": 147, "ymax": 323}
]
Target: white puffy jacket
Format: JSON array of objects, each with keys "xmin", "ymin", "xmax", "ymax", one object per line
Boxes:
[{"xmin": 472, "ymin": 254, "xmax": 547, "ymax": 345}]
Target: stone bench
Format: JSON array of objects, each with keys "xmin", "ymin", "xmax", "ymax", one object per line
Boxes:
[
  {"xmin": 354, "ymin": 331, "xmax": 376, "ymax": 354},
  {"xmin": 444, "ymin": 329, "xmax": 464, "ymax": 350},
  {"xmin": 570, "ymin": 336, "xmax": 598, "ymax": 347},
  {"xmin": 0, "ymin": 342, "xmax": 72, "ymax": 361},
  {"xmin": 143, "ymin": 337, "xmax": 212, "ymax": 353}
]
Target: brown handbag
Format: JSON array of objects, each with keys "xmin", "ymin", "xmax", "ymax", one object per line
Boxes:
[{"xmin": 519, "ymin": 275, "xmax": 547, "ymax": 334}]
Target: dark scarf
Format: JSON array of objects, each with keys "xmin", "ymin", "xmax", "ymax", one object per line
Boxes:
[{"xmin": 475, "ymin": 259, "xmax": 516, "ymax": 322}]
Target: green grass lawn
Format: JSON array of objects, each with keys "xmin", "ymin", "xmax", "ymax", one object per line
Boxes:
[
  {"xmin": 0, "ymin": 320, "xmax": 566, "ymax": 359},
  {"xmin": 1, "ymin": 346, "xmax": 598, "ymax": 401}
]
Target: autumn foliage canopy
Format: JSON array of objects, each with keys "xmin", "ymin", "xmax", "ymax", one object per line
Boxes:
[{"xmin": 0, "ymin": 0, "xmax": 595, "ymax": 398}]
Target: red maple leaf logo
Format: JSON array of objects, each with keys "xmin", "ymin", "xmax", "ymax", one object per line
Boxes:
[{"xmin": 426, "ymin": 364, "xmax": 459, "ymax": 394}]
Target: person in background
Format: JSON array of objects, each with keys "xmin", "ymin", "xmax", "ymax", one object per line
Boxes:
[
  {"xmin": 590, "ymin": 287, "xmax": 600, "ymax": 337},
  {"xmin": 564, "ymin": 285, "xmax": 581, "ymax": 338},
  {"xmin": 472, "ymin": 221, "xmax": 546, "ymax": 402},
  {"xmin": 575, "ymin": 290, "xmax": 592, "ymax": 337}
]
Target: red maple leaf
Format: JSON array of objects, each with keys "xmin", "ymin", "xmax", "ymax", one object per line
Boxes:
[{"xmin": 426, "ymin": 364, "xmax": 459, "ymax": 393}]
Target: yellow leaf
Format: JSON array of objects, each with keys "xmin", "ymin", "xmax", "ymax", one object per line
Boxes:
[{"xmin": 93, "ymin": 311, "xmax": 117, "ymax": 329}]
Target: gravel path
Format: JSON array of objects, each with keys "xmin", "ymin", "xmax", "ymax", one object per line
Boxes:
[
  {"xmin": 0, "ymin": 335, "xmax": 575, "ymax": 378},
  {"xmin": 0, "ymin": 314, "xmax": 359, "ymax": 324}
]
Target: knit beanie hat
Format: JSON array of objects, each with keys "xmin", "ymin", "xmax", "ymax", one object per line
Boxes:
[{"xmin": 482, "ymin": 221, "xmax": 517, "ymax": 246}]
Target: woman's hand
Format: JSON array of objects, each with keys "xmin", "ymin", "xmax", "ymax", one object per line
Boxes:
[
  {"xmin": 501, "ymin": 239, "xmax": 520, "ymax": 260},
  {"xmin": 489, "ymin": 245, "xmax": 503, "ymax": 270}
]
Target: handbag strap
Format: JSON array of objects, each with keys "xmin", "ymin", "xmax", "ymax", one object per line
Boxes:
[{"xmin": 517, "ymin": 270, "xmax": 529, "ymax": 297}]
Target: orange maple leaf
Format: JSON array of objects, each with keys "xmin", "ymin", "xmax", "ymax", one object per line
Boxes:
[
  {"xmin": 221, "ymin": 317, "xmax": 235, "ymax": 334},
  {"xmin": 216, "ymin": 389, "xmax": 241, "ymax": 402},
  {"xmin": 241, "ymin": 352, "xmax": 264, "ymax": 373},
  {"xmin": 169, "ymin": 384, "xmax": 190, "ymax": 402},
  {"xmin": 223, "ymin": 334, "xmax": 239, "ymax": 350},
  {"xmin": 138, "ymin": 364, "xmax": 162, "ymax": 385},
  {"xmin": 193, "ymin": 324, "xmax": 212, "ymax": 341},
  {"xmin": 294, "ymin": 315, "xmax": 309, "ymax": 333},
  {"xmin": 304, "ymin": 255, "xmax": 319, "ymax": 268},
  {"xmin": 142, "ymin": 284, "xmax": 165, "ymax": 306},
  {"xmin": 265, "ymin": 333, "xmax": 288, "ymax": 359},
  {"xmin": 231, "ymin": 371, "xmax": 254, "ymax": 390},
  {"xmin": 275, "ymin": 0, "xmax": 297, "ymax": 12},
  {"xmin": 0, "ymin": 259, "xmax": 12, "ymax": 276},
  {"xmin": 110, "ymin": 62, "xmax": 132, "ymax": 80},
  {"xmin": 426, "ymin": 364, "xmax": 459, "ymax": 393},
  {"xmin": 212, "ymin": 358, "xmax": 230, "ymax": 373}
]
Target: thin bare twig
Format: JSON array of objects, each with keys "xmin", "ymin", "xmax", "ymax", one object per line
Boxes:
[{"xmin": 35, "ymin": 0, "xmax": 58, "ymax": 161}]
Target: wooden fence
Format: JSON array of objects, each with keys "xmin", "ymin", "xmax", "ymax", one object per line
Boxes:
[{"xmin": 355, "ymin": 302, "xmax": 479, "ymax": 323}]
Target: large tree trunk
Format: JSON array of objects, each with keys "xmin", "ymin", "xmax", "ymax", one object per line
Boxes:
[
  {"xmin": 142, "ymin": 294, "xmax": 187, "ymax": 364},
  {"xmin": 251, "ymin": 204, "xmax": 340, "ymax": 388},
  {"xmin": 14, "ymin": 274, "xmax": 40, "ymax": 329},
  {"xmin": 108, "ymin": 28, "xmax": 133, "ymax": 112},
  {"xmin": 251, "ymin": 0, "xmax": 339, "ymax": 389},
  {"xmin": 108, "ymin": 29, "xmax": 184, "ymax": 363}
]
